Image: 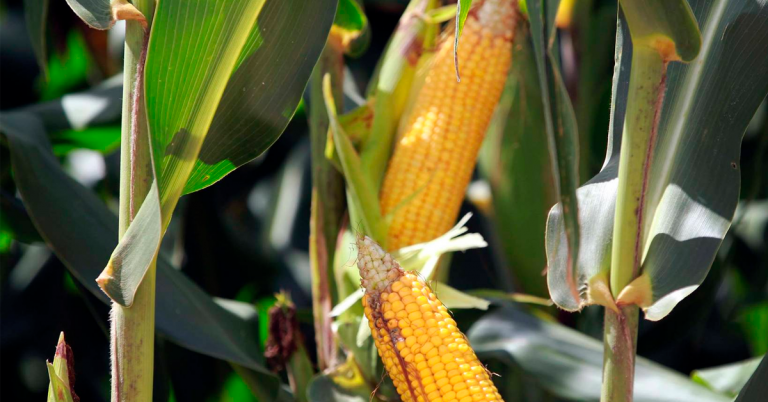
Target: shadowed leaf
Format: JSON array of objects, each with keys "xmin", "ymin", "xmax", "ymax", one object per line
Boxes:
[{"xmin": 469, "ymin": 307, "xmax": 730, "ymax": 401}]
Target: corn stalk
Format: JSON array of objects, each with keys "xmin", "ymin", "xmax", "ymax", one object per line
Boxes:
[
  {"xmin": 113, "ymin": 1, "xmax": 155, "ymax": 400},
  {"xmin": 602, "ymin": 2, "xmax": 700, "ymax": 401},
  {"xmin": 308, "ymin": 34, "xmax": 346, "ymax": 371}
]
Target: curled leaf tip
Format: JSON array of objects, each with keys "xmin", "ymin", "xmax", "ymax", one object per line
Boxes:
[
  {"xmin": 95, "ymin": 263, "xmax": 114, "ymax": 290},
  {"xmin": 112, "ymin": 0, "xmax": 148, "ymax": 29}
]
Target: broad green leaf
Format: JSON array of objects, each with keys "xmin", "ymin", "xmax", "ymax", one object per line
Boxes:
[
  {"xmin": 479, "ymin": 21, "xmax": 555, "ymax": 297},
  {"xmin": 105, "ymin": 0, "xmax": 336, "ymax": 306},
  {"xmin": 146, "ymin": 0, "xmax": 264, "ymax": 227},
  {"xmin": 46, "ymin": 363, "xmax": 74, "ymax": 402},
  {"xmin": 546, "ymin": 0, "xmax": 768, "ymax": 319},
  {"xmin": 693, "ymin": 357, "xmax": 762, "ymax": 397},
  {"xmin": 0, "ymin": 112, "xmax": 276, "ymax": 374},
  {"xmin": 182, "ymin": 0, "xmax": 337, "ymax": 194},
  {"xmin": 526, "ymin": 0, "xmax": 582, "ymax": 305},
  {"xmin": 23, "ymin": 0, "xmax": 49, "ymax": 79},
  {"xmin": 736, "ymin": 354, "xmax": 768, "ymax": 402},
  {"xmin": 469, "ymin": 307, "xmax": 730, "ymax": 402},
  {"xmin": 453, "ymin": 0, "xmax": 472, "ymax": 81}
]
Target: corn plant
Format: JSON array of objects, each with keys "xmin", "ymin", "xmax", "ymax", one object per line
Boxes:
[{"xmin": 2, "ymin": 0, "xmax": 768, "ymax": 401}]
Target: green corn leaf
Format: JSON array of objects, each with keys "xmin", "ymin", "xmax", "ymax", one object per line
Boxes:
[
  {"xmin": 100, "ymin": 0, "xmax": 335, "ymax": 307},
  {"xmin": 183, "ymin": 0, "xmax": 337, "ymax": 194}
]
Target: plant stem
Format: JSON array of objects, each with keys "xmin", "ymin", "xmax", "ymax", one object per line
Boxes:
[
  {"xmin": 603, "ymin": 44, "xmax": 667, "ymax": 402},
  {"xmin": 114, "ymin": 1, "xmax": 155, "ymax": 400},
  {"xmin": 308, "ymin": 36, "xmax": 346, "ymax": 370}
]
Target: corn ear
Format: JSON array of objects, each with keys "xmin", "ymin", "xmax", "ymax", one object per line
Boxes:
[
  {"xmin": 357, "ymin": 235, "xmax": 504, "ymax": 402},
  {"xmin": 380, "ymin": 0, "xmax": 518, "ymax": 250}
]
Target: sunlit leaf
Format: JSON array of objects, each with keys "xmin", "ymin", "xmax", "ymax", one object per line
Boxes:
[
  {"xmin": 182, "ymin": 0, "xmax": 337, "ymax": 194},
  {"xmin": 103, "ymin": 0, "xmax": 336, "ymax": 307}
]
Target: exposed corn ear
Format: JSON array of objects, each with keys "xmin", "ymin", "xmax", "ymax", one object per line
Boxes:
[
  {"xmin": 357, "ymin": 235, "xmax": 503, "ymax": 402},
  {"xmin": 380, "ymin": 0, "xmax": 518, "ymax": 250}
]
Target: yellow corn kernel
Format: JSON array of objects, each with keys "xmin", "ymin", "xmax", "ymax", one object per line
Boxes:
[
  {"xmin": 380, "ymin": 0, "xmax": 518, "ymax": 251},
  {"xmin": 357, "ymin": 235, "xmax": 503, "ymax": 402}
]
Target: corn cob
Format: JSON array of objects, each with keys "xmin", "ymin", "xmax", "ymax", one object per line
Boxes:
[
  {"xmin": 379, "ymin": 0, "xmax": 517, "ymax": 250},
  {"xmin": 357, "ymin": 235, "xmax": 503, "ymax": 402}
]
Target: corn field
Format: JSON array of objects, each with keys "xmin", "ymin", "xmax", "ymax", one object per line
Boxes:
[{"xmin": 1, "ymin": 0, "xmax": 768, "ymax": 401}]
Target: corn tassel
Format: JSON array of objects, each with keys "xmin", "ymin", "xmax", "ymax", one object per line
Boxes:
[
  {"xmin": 380, "ymin": 0, "xmax": 517, "ymax": 250},
  {"xmin": 357, "ymin": 235, "xmax": 503, "ymax": 402}
]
